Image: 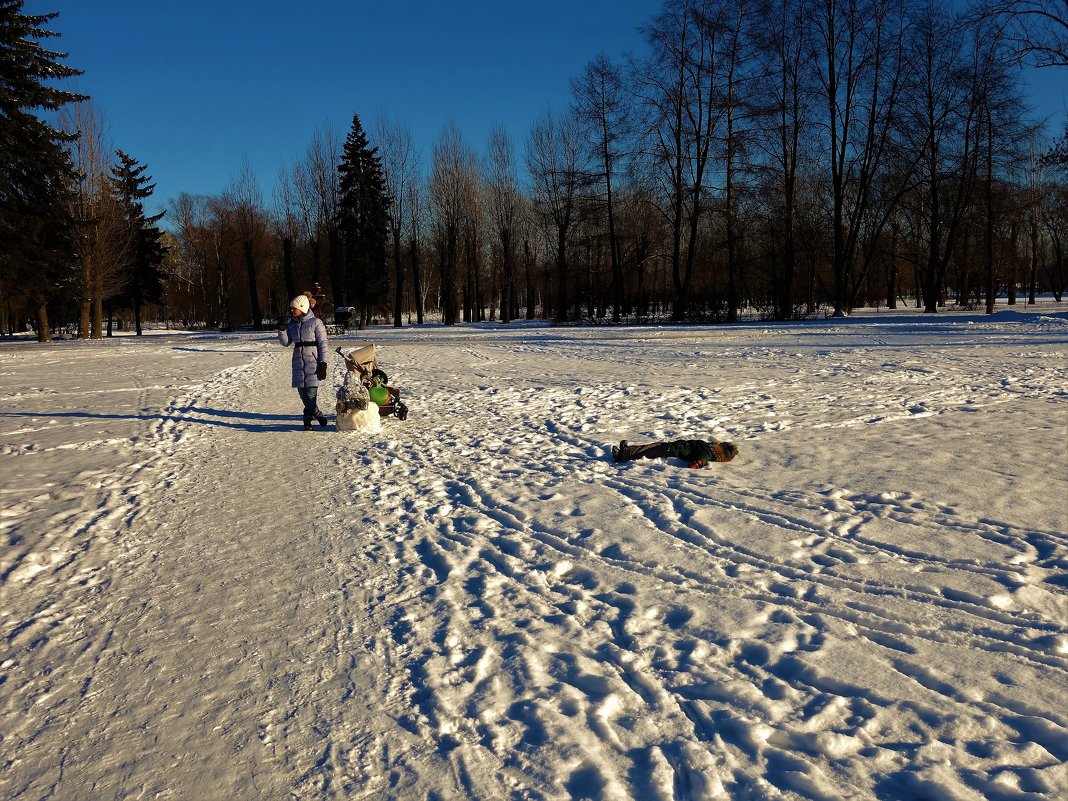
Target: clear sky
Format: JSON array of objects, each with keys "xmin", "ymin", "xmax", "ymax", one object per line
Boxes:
[
  {"xmin": 27, "ymin": 0, "xmax": 1067, "ymax": 220},
  {"xmin": 29, "ymin": 0, "xmax": 664, "ymax": 217}
]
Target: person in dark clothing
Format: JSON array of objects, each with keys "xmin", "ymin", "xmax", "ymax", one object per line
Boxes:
[
  {"xmin": 311, "ymin": 283, "xmax": 328, "ymax": 319},
  {"xmin": 612, "ymin": 438, "xmax": 738, "ymax": 468}
]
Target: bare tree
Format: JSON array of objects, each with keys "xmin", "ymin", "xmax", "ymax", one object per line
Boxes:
[
  {"xmin": 431, "ymin": 119, "xmax": 475, "ymax": 325},
  {"xmin": 572, "ymin": 53, "xmax": 631, "ymax": 321},
  {"xmin": 376, "ymin": 114, "xmax": 420, "ymax": 327},
  {"xmin": 484, "ymin": 124, "xmax": 522, "ymax": 323},
  {"xmin": 812, "ymin": 0, "xmax": 912, "ymax": 316},
  {"xmin": 406, "ymin": 174, "xmax": 427, "ymax": 324},
  {"xmin": 1026, "ymin": 141, "xmax": 1044, "ymax": 303},
  {"xmin": 518, "ymin": 195, "xmax": 542, "ymax": 319},
  {"xmin": 636, "ymin": 0, "xmax": 728, "ymax": 320},
  {"xmin": 226, "ymin": 159, "xmax": 269, "ymax": 327},
  {"xmin": 461, "ymin": 159, "xmax": 484, "ymax": 323},
  {"xmin": 527, "ymin": 108, "xmax": 586, "ymax": 321},
  {"xmin": 972, "ymin": 0, "xmax": 1068, "ymax": 67},
  {"xmin": 61, "ymin": 101, "xmax": 129, "ymax": 338},
  {"xmin": 976, "ymin": 19, "xmax": 1036, "ymax": 313},
  {"xmin": 169, "ymin": 193, "xmax": 217, "ymax": 326},
  {"xmin": 272, "ymin": 162, "xmax": 303, "ymax": 305},
  {"xmin": 294, "ymin": 124, "xmax": 341, "ymax": 301},
  {"xmin": 754, "ymin": 0, "xmax": 814, "ymax": 320},
  {"xmin": 1039, "ymin": 178, "xmax": 1068, "ymax": 298},
  {"xmin": 706, "ymin": 0, "xmax": 759, "ymax": 322}
]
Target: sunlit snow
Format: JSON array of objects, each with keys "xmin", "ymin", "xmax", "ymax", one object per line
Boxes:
[{"xmin": 1, "ymin": 302, "xmax": 1066, "ymax": 800}]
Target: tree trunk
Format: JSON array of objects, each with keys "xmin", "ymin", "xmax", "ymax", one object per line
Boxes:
[
  {"xmin": 36, "ymin": 303, "xmax": 51, "ymax": 342},
  {"xmin": 282, "ymin": 236, "xmax": 296, "ymax": 302},
  {"xmin": 1007, "ymin": 221, "xmax": 1018, "ymax": 305},
  {"xmin": 501, "ymin": 229, "xmax": 514, "ymax": 324},
  {"xmin": 524, "ymin": 239, "xmax": 536, "ymax": 320},
  {"xmin": 985, "ymin": 121, "xmax": 996, "ymax": 316},
  {"xmin": 79, "ymin": 299, "xmax": 91, "ymax": 340},
  {"xmin": 410, "ymin": 238, "xmax": 424, "ymax": 325},
  {"xmin": 393, "ymin": 231, "xmax": 404, "ymax": 328},
  {"xmin": 1028, "ymin": 209, "xmax": 1038, "ymax": 305},
  {"xmin": 556, "ymin": 226, "xmax": 568, "ymax": 323},
  {"xmin": 443, "ymin": 225, "xmax": 458, "ymax": 325},
  {"xmin": 92, "ymin": 296, "xmax": 103, "ymax": 340},
  {"xmin": 244, "ymin": 239, "xmax": 262, "ymax": 328}
]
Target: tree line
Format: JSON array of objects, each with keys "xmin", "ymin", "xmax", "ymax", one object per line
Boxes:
[{"xmin": 2, "ymin": 0, "xmax": 1066, "ymax": 340}]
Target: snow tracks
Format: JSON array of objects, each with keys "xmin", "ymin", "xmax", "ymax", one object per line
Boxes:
[{"xmin": 2, "ymin": 319, "xmax": 1066, "ymax": 801}]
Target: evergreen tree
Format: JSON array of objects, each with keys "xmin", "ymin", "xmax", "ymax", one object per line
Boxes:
[
  {"xmin": 0, "ymin": 1, "xmax": 85, "ymax": 339},
  {"xmin": 110, "ymin": 150, "xmax": 167, "ymax": 335},
  {"xmin": 336, "ymin": 113, "xmax": 390, "ymax": 324}
]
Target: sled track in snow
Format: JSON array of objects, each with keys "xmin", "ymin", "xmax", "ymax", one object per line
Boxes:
[{"xmin": 2, "ymin": 321, "xmax": 1066, "ymax": 801}]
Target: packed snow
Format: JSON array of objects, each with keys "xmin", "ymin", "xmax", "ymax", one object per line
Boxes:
[{"xmin": 1, "ymin": 303, "xmax": 1066, "ymax": 801}]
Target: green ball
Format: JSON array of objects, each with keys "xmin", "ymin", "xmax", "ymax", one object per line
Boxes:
[{"xmin": 368, "ymin": 385, "xmax": 389, "ymax": 405}]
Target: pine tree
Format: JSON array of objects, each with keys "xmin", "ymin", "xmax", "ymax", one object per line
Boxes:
[
  {"xmin": 110, "ymin": 150, "xmax": 167, "ymax": 335},
  {"xmin": 0, "ymin": 1, "xmax": 86, "ymax": 339},
  {"xmin": 336, "ymin": 113, "xmax": 390, "ymax": 325}
]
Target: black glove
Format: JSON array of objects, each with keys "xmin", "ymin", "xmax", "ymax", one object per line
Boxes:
[
  {"xmin": 277, "ymin": 317, "xmax": 287, "ymax": 331},
  {"xmin": 316, "ymin": 361, "xmax": 328, "ymax": 380}
]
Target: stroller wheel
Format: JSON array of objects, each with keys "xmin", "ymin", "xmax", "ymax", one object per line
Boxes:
[{"xmin": 396, "ymin": 402, "xmax": 408, "ymax": 421}]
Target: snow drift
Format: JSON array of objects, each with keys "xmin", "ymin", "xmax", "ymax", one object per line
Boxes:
[{"xmin": 1, "ymin": 303, "xmax": 1065, "ymax": 800}]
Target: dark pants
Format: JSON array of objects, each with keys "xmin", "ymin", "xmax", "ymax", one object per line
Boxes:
[
  {"xmin": 297, "ymin": 386, "xmax": 320, "ymax": 421},
  {"xmin": 622, "ymin": 442, "xmax": 672, "ymax": 461}
]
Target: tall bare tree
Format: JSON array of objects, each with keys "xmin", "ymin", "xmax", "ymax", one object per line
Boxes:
[
  {"xmin": 812, "ymin": 0, "xmax": 911, "ymax": 316},
  {"xmin": 572, "ymin": 53, "xmax": 631, "ymax": 321},
  {"xmin": 974, "ymin": 14, "xmax": 1035, "ymax": 313},
  {"xmin": 272, "ymin": 162, "xmax": 302, "ymax": 306},
  {"xmin": 527, "ymin": 108, "xmax": 586, "ymax": 321},
  {"xmin": 431, "ymin": 119, "xmax": 476, "ymax": 325},
  {"xmin": 166, "ymin": 193, "xmax": 214, "ymax": 326},
  {"xmin": 406, "ymin": 174, "xmax": 427, "ymax": 324},
  {"xmin": 706, "ymin": 0, "xmax": 758, "ymax": 322},
  {"xmin": 519, "ymin": 196, "xmax": 541, "ymax": 319},
  {"xmin": 226, "ymin": 159, "xmax": 269, "ymax": 328},
  {"xmin": 754, "ymin": 0, "xmax": 814, "ymax": 320},
  {"xmin": 61, "ymin": 101, "xmax": 129, "ymax": 338},
  {"xmin": 461, "ymin": 163, "xmax": 484, "ymax": 323},
  {"xmin": 973, "ymin": 0, "xmax": 1068, "ymax": 67},
  {"xmin": 484, "ymin": 124, "xmax": 522, "ymax": 323},
  {"xmin": 294, "ymin": 124, "xmax": 341, "ymax": 301},
  {"xmin": 637, "ymin": 0, "xmax": 728, "ymax": 320},
  {"xmin": 376, "ymin": 114, "xmax": 420, "ymax": 327}
]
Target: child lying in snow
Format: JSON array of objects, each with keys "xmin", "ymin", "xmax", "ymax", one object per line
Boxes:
[{"xmin": 612, "ymin": 438, "xmax": 738, "ymax": 468}]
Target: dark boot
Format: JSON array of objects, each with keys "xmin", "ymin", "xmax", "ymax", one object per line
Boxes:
[
  {"xmin": 612, "ymin": 440, "xmax": 632, "ymax": 463},
  {"xmin": 315, "ymin": 410, "xmax": 328, "ymax": 427},
  {"xmin": 303, "ymin": 413, "xmax": 313, "ymax": 431}
]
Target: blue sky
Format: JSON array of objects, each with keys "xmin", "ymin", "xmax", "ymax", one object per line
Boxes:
[
  {"xmin": 28, "ymin": 0, "xmax": 1067, "ymax": 219},
  {"xmin": 31, "ymin": 0, "xmax": 662, "ymax": 216}
]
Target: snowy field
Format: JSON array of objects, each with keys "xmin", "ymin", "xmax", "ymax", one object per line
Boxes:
[{"xmin": 1, "ymin": 302, "xmax": 1066, "ymax": 801}]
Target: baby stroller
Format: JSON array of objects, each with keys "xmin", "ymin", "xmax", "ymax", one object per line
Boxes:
[{"xmin": 335, "ymin": 344, "xmax": 409, "ymax": 421}]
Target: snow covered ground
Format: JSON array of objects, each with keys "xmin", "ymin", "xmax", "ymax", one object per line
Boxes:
[{"xmin": 1, "ymin": 302, "xmax": 1066, "ymax": 801}]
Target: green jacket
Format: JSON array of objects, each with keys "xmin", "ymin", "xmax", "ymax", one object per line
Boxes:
[{"xmin": 667, "ymin": 439, "xmax": 716, "ymax": 469}]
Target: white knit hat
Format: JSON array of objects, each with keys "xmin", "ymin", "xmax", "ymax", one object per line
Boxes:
[{"xmin": 290, "ymin": 295, "xmax": 310, "ymax": 314}]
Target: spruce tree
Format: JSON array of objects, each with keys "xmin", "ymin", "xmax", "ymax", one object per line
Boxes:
[
  {"xmin": 0, "ymin": 1, "xmax": 86, "ymax": 339},
  {"xmin": 110, "ymin": 150, "xmax": 166, "ymax": 335},
  {"xmin": 336, "ymin": 113, "xmax": 390, "ymax": 325}
]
